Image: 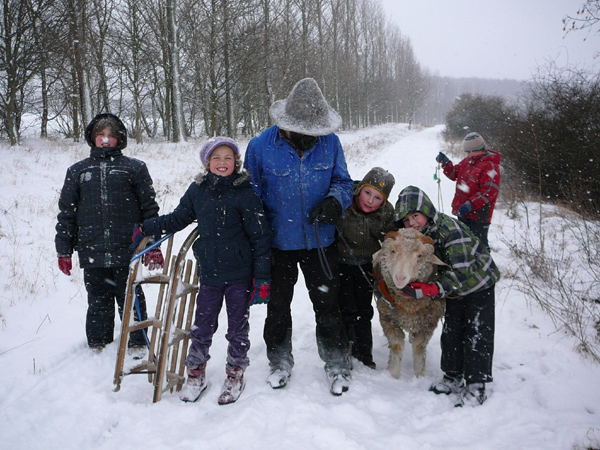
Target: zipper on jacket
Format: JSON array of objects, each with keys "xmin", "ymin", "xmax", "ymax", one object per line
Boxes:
[{"xmin": 100, "ymin": 161, "xmax": 111, "ymax": 265}]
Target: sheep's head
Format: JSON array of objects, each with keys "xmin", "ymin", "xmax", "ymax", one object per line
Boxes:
[{"xmin": 372, "ymin": 228, "xmax": 446, "ymax": 290}]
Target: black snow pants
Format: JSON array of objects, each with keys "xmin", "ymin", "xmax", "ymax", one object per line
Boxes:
[
  {"xmin": 83, "ymin": 266, "xmax": 148, "ymax": 348},
  {"xmin": 337, "ymin": 262, "xmax": 375, "ymax": 364},
  {"xmin": 264, "ymin": 246, "xmax": 351, "ymax": 373},
  {"xmin": 440, "ymin": 285, "xmax": 495, "ymax": 384}
]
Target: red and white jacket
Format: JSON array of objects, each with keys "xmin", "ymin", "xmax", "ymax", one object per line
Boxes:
[{"xmin": 442, "ymin": 150, "xmax": 501, "ymax": 224}]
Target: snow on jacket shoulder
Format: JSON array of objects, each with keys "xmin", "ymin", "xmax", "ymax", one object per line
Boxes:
[
  {"xmin": 243, "ymin": 125, "xmax": 353, "ymax": 250},
  {"xmin": 443, "ymin": 150, "xmax": 501, "ymax": 223},
  {"xmin": 55, "ymin": 149, "xmax": 159, "ymax": 268},
  {"xmin": 142, "ymin": 171, "xmax": 271, "ymax": 286}
]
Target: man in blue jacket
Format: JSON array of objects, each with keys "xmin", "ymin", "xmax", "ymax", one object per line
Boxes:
[{"xmin": 244, "ymin": 78, "xmax": 354, "ymax": 396}]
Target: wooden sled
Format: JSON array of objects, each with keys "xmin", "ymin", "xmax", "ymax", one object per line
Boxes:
[{"xmin": 113, "ymin": 227, "xmax": 199, "ymax": 403}]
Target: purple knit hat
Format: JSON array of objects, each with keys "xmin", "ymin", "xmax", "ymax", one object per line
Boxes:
[{"xmin": 199, "ymin": 137, "xmax": 239, "ymax": 167}]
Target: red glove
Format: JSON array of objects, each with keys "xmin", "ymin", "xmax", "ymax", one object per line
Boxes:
[
  {"xmin": 249, "ymin": 279, "xmax": 270, "ymax": 305},
  {"xmin": 58, "ymin": 256, "xmax": 72, "ymax": 276},
  {"xmin": 401, "ymin": 282, "xmax": 439, "ymax": 299},
  {"xmin": 144, "ymin": 248, "xmax": 164, "ymax": 270}
]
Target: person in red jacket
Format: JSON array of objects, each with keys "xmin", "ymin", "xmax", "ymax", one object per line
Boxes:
[{"xmin": 436, "ymin": 132, "xmax": 501, "ymax": 250}]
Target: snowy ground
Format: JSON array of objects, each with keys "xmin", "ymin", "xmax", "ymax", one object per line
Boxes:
[{"xmin": 1, "ymin": 124, "xmax": 599, "ymax": 450}]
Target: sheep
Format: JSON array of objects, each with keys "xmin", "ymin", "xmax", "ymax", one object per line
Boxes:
[{"xmin": 372, "ymin": 228, "xmax": 446, "ymax": 379}]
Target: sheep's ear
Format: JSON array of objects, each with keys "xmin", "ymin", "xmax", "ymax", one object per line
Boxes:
[
  {"xmin": 430, "ymin": 254, "xmax": 447, "ymax": 266},
  {"xmin": 383, "ymin": 231, "xmax": 399, "ymax": 241},
  {"xmin": 417, "ymin": 234, "xmax": 434, "ymax": 246}
]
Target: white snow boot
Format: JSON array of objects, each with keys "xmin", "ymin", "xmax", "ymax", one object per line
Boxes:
[
  {"xmin": 429, "ymin": 376, "xmax": 465, "ymax": 395},
  {"xmin": 455, "ymin": 382, "xmax": 487, "ymax": 407},
  {"xmin": 327, "ymin": 369, "xmax": 351, "ymax": 396},
  {"xmin": 180, "ymin": 364, "xmax": 208, "ymax": 403},
  {"xmin": 218, "ymin": 364, "xmax": 245, "ymax": 405},
  {"xmin": 267, "ymin": 368, "xmax": 291, "ymax": 389}
]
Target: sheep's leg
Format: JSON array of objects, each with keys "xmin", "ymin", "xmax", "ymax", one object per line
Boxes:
[
  {"xmin": 379, "ymin": 317, "xmax": 406, "ymax": 379},
  {"xmin": 411, "ymin": 328, "xmax": 435, "ymax": 377}
]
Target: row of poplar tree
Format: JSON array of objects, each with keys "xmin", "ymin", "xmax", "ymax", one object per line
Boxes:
[{"xmin": 1, "ymin": 0, "xmax": 429, "ymax": 146}]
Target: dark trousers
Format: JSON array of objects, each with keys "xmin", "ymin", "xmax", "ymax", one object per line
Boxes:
[
  {"xmin": 440, "ymin": 286, "xmax": 495, "ymax": 384},
  {"xmin": 338, "ymin": 262, "xmax": 374, "ymax": 363},
  {"xmin": 83, "ymin": 266, "xmax": 148, "ymax": 348},
  {"xmin": 185, "ymin": 280, "xmax": 252, "ymax": 370},
  {"xmin": 459, "ymin": 217, "xmax": 490, "ymax": 251},
  {"xmin": 264, "ymin": 246, "xmax": 351, "ymax": 372}
]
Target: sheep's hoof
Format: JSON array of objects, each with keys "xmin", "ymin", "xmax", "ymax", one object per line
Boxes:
[{"xmin": 387, "ymin": 367, "xmax": 402, "ymax": 379}]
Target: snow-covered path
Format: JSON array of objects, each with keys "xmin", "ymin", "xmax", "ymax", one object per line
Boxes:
[{"xmin": 1, "ymin": 124, "xmax": 599, "ymax": 450}]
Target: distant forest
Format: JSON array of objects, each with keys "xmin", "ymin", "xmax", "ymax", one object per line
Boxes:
[{"xmin": 417, "ymin": 77, "xmax": 526, "ymax": 126}]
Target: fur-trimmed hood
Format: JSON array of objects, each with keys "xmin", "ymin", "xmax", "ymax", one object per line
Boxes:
[{"xmin": 194, "ymin": 170, "xmax": 250, "ymax": 188}]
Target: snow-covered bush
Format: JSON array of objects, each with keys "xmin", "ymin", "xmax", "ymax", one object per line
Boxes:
[{"xmin": 501, "ymin": 203, "xmax": 600, "ymax": 363}]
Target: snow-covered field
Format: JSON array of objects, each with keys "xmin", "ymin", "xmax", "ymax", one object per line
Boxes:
[{"xmin": 1, "ymin": 124, "xmax": 599, "ymax": 450}]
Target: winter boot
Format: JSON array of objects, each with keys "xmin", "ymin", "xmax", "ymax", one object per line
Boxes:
[
  {"xmin": 218, "ymin": 364, "xmax": 245, "ymax": 405},
  {"xmin": 327, "ymin": 368, "xmax": 351, "ymax": 396},
  {"xmin": 455, "ymin": 382, "xmax": 487, "ymax": 407},
  {"xmin": 429, "ymin": 375, "xmax": 465, "ymax": 395},
  {"xmin": 179, "ymin": 364, "xmax": 208, "ymax": 403},
  {"xmin": 266, "ymin": 368, "xmax": 291, "ymax": 389}
]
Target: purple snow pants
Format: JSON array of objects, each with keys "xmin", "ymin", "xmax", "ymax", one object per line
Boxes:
[{"xmin": 185, "ymin": 280, "xmax": 252, "ymax": 370}]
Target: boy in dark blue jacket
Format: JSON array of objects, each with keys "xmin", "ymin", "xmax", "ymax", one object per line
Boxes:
[{"xmin": 56, "ymin": 113, "xmax": 162, "ymax": 355}]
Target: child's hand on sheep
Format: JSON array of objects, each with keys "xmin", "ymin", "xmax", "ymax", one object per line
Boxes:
[{"xmin": 401, "ymin": 282, "xmax": 439, "ymax": 299}]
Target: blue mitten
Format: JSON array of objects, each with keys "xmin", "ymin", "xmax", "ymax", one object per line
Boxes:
[
  {"xmin": 436, "ymin": 152, "xmax": 450, "ymax": 165},
  {"xmin": 457, "ymin": 201, "xmax": 473, "ymax": 217}
]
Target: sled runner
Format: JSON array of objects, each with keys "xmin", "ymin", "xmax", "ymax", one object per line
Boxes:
[{"xmin": 112, "ymin": 227, "xmax": 199, "ymax": 403}]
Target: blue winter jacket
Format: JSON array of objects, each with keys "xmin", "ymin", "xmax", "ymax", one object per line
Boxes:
[{"xmin": 243, "ymin": 125, "xmax": 353, "ymax": 250}]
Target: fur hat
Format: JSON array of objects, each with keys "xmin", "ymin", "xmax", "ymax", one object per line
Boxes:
[
  {"xmin": 355, "ymin": 167, "xmax": 395, "ymax": 203},
  {"xmin": 462, "ymin": 132, "xmax": 486, "ymax": 152},
  {"xmin": 199, "ymin": 136, "xmax": 239, "ymax": 167},
  {"xmin": 269, "ymin": 78, "xmax": 342, "ymax": 136}
]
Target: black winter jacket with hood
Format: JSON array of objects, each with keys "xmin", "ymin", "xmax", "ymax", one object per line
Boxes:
[
  {"xmin": 55, "ymin": 113, "xmax": 160, "ymax": 268},
  {"xmin": 141, "ymin": 171, "xmax": 271, "ymax": 287}
]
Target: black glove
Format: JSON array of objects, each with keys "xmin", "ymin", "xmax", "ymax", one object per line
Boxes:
[
  {"xmin": 436, "ymin": 152, "xmax": 450, "ymax": 165},
  {"xmin": 308, "ymin": 197, "xmax": 342, "ymax": 225}
]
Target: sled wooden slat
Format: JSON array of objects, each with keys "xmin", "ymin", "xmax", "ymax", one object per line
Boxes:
[
  {"xmin": 153, "ymin": 228, "xmax": 199, "ymax": 403},
  {"xmin": 113, "ymin": 233, "xmax": 174, "ymax": 392}
]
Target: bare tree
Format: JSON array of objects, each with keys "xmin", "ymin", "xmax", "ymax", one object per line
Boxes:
[
  {"xmin": 564, "ymin": 1, "xmax": 600, "ymax": 40},
  {"xmin": 0, "ymin": 0, "xmax": 42, "ymax": 145}
]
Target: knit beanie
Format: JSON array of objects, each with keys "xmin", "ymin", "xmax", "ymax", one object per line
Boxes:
[
  {"xmin": 355, "ymin": 167, "xmax": 395, "ymax": 203},
  {"xmin": 199, "ymin": 136, "xmax": 239, "ymax": 167},
  {"xmin": 462, "ymin": 132, "xmax": 486, "ymax": 152}
]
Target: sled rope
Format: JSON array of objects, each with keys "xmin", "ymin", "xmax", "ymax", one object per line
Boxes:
[
  {"xmin": 130, "ymin": 233, "xmax": 173, "ymax": 349},
  {"xmin": 434, "ymin": 163, "xmax": 444, "ymax": 213},
  {"xmin": 335, "ymin": 225, "xmax": 378, "ymax": 291},
  {"xmin": 313, "ymin": 221, "xmax": 334, "ymax": 280},
  {"xmin": 131, "ymin": 233, "xmax": 173, "ymax": 262}
]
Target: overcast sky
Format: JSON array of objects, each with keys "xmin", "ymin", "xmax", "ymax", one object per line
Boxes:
[{"xmin": 379, "ymin": 0, "xmax": 600, "ymax": 80}]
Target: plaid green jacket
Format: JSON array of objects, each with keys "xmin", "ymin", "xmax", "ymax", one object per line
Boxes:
[{"xmin": 395, "ymin": 185, "xmax": 500, "ymax": 298}]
